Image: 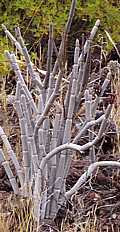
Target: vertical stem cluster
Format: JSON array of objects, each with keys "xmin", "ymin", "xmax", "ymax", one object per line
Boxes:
[{"xmin": 1, "ymin": 0, "xmax": 119, "ymax": 226}]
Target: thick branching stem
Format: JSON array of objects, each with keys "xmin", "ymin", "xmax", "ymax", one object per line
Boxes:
[
  {"xmin": 0, "ymin": 127, "xmax": 23, "ymax": 187},
  {"xmin": 34, "ymin": 70, "xmax": 63, "ymax": 140},
  {"xmin": 2, "ymin": 0, "xmax": 117, "ymax": 223},
  {"xmin": 52, "ymin": 0, "xmax": 77, "ymax": 77},
  {"xmin": 44, "ymin": 23, "xmax": 53, "ymax": 89},
  {"xmin": 15, "ymin": 27, "xmax": 43, "ymax": 89},
  {"xmin": 0, "ymin": 149, "xmax": 19, "ymax": 194},
  {"xmin": 2, "ymin": 24, "xmax": 22, "ymax": 52}
]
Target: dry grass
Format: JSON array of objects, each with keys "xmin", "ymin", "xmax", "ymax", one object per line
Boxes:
[{"xmin": 0, "ymin": 196, "xmax": 36, "ymax": 232}]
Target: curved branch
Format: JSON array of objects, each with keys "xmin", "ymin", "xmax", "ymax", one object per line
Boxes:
[
  {"xmin": 39, "ymin": 136, "xmax": 100, "ymax": 171},
  {"xmin": 39, "ymin": 104, "xmax": 112, "ymax": 173},
  {"xmin": 65, "ymin": 161, "xmax": 120, "ymax": 199},
  {"xmin": 73, "ymin": 114, "xmax": 104, "ymax": 144},
  {"xmin": 40, "ymin": 143, "xmax": 83, "ymax": 171}
]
